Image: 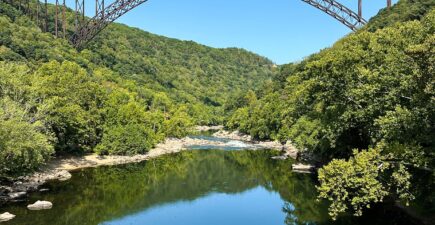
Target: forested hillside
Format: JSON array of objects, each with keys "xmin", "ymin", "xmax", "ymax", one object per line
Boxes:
[
  {"xmin": 0, "ymin": 2, "xmax": 274, "ymax": 177},
  {"xmin": 226, "ymin": 0, "xmax": 434, "ymax": 219},
  {"xmin": 90, "ymin": 26, "xmax": 275, "ymax": 110},
  {"xmin": 366, "ymin": 0, "xmax": 435, "ymax": 31}
]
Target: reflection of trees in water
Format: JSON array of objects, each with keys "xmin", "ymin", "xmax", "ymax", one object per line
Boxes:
[
  {"xmin": 4, "ymin": 150, "xmax": 328, "ymax": 225},
  {"xmin": 407, "ymin": 169, "xmax": 435, "ymax": 219},
  {"xmin": 283, "ymin": 202, "xmax": 319, "ymax": 225},
  {"xmin": 228, "ymin": 150, "xmax": 330, "ymax": 224},
  {"xmin": 4, "ymin": 149, "xmax": 421, "ymax": 225}
]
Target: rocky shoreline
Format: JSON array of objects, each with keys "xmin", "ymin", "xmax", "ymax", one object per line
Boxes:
[
  {"xmin": 0, "ymin": 127, "xmax": 299, "ymax": 207},
  {"xmin": 212, "ymin": 130, "xmax": 299, "ymax": 158}
]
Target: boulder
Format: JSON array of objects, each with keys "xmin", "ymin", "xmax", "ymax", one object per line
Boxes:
[
  {"xmin": 0, "ymin": 212, "xmax": 15, "ymax": 222},
  {"xmin": 292, "ymin": 164, "xmax": 315, "ymax": 173},
  {"xmin": 8, "ymin": 192, "xmax": 27, "ymax": 199},
  {"xmin": 213, "ymin": 130, "xmax": 252, "ymax": 142},
  {"xmin": 271, "ymin": 155, "xmax": 288, "ymax": 160},
  {"xmin": 256, "ymin": 141, "xmax": 283, "ymax": 150},
  {"xmin": 283, "ymin": 141, "xmax": 299, "ymax": 159},
  {"xmin": 55, "ymin": 170, "xmax": 72, "ymax": 181},
  {"xmin": 27, "ymin": 200, "xmax": 53, "ymax": 210}
]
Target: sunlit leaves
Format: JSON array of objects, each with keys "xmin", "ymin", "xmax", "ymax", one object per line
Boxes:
[{"xmin": 317, "ymin": 148, "xmax": 415, "ymax": 220}]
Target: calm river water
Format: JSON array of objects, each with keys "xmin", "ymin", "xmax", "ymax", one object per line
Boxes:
[{"xmin": 0, "ymin": 136, "xmax": 430, "ymax": 225}]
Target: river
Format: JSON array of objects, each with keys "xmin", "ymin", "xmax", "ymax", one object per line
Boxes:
[{"xmin": 0, "ymin": 135, "xmax": 429, "ymax": 225}]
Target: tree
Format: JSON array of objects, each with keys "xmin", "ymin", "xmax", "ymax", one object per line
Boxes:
[
  {"xmin": 164, "ymin": 105, "xmax": 194, "ymax": 138},
  {"xmin": 95, "ymin": 123, "xmax": 156, "ymax": 156},
  {"xmin": 0, "ymin": 99, "xmax": 53, "ymax": 177},
  {"xmin": 29, "ymin": 61, "xmax": 103, "ymax": 153},
  {"xmin": 317, "ymin": 148, "xmax": 415, "ymax": 220}
]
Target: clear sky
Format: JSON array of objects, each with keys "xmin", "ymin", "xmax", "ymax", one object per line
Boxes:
[{"xmin": 53, "ymin": 0, "xmax": 398, "ymax": 64}]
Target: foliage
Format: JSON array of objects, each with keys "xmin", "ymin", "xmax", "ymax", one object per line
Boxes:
[
  {"xmin": 228, "ymin": 8, "xmax": 435, "ymax": 157},
  {"xmin": 0, "ymin": 98, "xmax": 54, "ymax": 177},
  {"xmin": 164, "ymin": 105, "xmax": 194, "ymax": 138},
  {"xmin": 89, "ymin": 25, "xmax": 276, "ymax": 118},
  {"xmin": 29, "ymin": 61, "xmax": 104, "ymax": 152},
  {"xmin": 95, "ymin": 124, "xmax": 156, "ymax": 156},
  {"xmin": 317, "ymin": 148, "xmax": 414, "ymax": 220},
  {"xmin": 366, "ymin": 0, "xmax": 435, "ymax": 32},
  {"xmin": 226, "ymin": 2, "xmax": 435, "ymax": 219}
]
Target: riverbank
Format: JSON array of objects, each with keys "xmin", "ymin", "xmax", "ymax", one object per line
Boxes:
[
  {"xmin": 0, "ymin": 127, "xmax": 299, "ymax": 206},
  {"xmin": 0, "ymin": 137, "xmax": 191, "ymax": 205}
]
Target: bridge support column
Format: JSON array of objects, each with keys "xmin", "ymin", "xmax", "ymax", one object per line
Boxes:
[
  {"xmin": 55, "ymin": 0, "xmax": 59, "ymax": 37},
  {"xmin": 44, "ymin": 0, "xmax": 48, "ymax": 32},
  {"xmin": 36, "ymin": 0, "xmax": 39, "ymax": 27},
  {"xmin": 25, "ymin": 0, "xmax": 30, "ymax": 18},
  {"xmin": 387, "ymin": 0, "xmax": 391, "ymax": 8},
  {"xmin": 96, "ymin": 0, "xmax": 105, "ymax": 18},
  {"xmin": 63, "ymin": 0, "xmax": 67, "ymax": 38},
  {"xmin": 75, "ymin": 0, "xmax": 85, "ymax": 34},
  {"xmin": 358, "ymin": 0, "xmax": 362, "ymax": 21}
]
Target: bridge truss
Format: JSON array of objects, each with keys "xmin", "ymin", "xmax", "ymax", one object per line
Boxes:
[{"xmin": 301, "ymin": 0, "xmax": 367, "ymax": 31}]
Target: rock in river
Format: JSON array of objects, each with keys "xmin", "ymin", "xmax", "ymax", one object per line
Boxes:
[
  {"xmin": 271, "ymin": 155, "xmax": 288, "ymax": 160},
  {"xmin": 292, "ymin": 164, "xmax": 315, "ymax": 173},
  {"xmin": 27, "ymin": 200, "xmax": 53, "ymax": 210},
  {"xmin": 8, "ymin": 192, "xmax": 27, "ymax": 199},
  {"xmin": 0, "ymin": 212, "xmax": 16, "ymax": 222}
]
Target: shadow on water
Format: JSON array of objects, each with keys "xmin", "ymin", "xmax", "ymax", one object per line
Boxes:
[{"xmin": 0, "ymin": 149, "xmax": 428, "ymax": 225}]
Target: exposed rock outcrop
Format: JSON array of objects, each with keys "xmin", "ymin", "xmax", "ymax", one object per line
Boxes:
[
  {"xmin": 213, "ymin": 130, "xmax": 252, "ymax": 142},
  {"xmin": 0, "ymin": 170, "xmax": 71, "ymax": 206},
  {"xmin": 213, "ymin": 131, "xmax": 300, "ymax": 159}
]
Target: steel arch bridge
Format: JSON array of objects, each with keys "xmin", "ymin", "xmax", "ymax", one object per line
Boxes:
[
  {"xmin": 4, "ymin": 0, "xmax": 392, "ymax": 48},
  {"xmin": 71, "ymin": 0, "xmax": 370, "ymax": 49}
]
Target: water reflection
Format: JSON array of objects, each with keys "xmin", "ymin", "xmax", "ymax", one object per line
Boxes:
[
  {"xmin": 0, "ymin": 150, "xmax": 422, "ymax": 225},
  {"xmin": 103, "ymin": 187, "xmax": 287, "ymax": 225}
]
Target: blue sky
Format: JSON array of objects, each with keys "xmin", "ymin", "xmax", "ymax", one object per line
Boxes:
[{"xmin": 53, "ymin": 0, "xmax": 398, "ymax": 64}]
